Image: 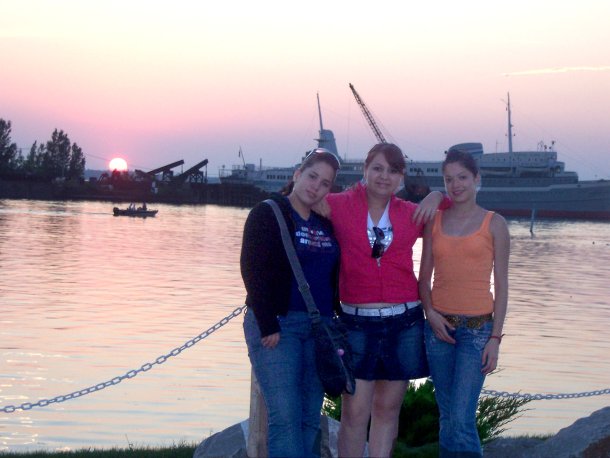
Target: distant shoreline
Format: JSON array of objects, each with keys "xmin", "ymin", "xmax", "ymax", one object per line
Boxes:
[{"xmin": 0, "ymin": 177, "xmax": 269, "ymax": 208}]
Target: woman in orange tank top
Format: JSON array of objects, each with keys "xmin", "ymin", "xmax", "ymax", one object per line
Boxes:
[{"xmin": 418, "ymin": 149, "xmax": 510, "ymax": 458}]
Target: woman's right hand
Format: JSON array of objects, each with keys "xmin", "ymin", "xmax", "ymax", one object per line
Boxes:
[
  {"xmin": 261, "ymin": 332, "xmax": 280, "ymax": 348},
  {"xmin": 427, "ymin": 309, "xmax": 456, "ymax": 344},
  {"xmin": 412, "ymin": 191, "xmax": 443, "ymax": 225}
]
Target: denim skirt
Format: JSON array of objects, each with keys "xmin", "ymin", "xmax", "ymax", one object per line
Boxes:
[{"xmin": 341, "ymin": 306, "xmax": 429, "ymax": 381}]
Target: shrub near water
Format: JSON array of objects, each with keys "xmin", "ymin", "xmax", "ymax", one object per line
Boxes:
[
  {"xmin": 323, "ymin": 379, "xmax": 530, "ymax": 456},
  {"xmin": 398, "ymin": 381, "xmax": 440, "ymax": 447},
  {"xmin": 477, "ymin": 394, "xmax": 531, "ymax": 442}
]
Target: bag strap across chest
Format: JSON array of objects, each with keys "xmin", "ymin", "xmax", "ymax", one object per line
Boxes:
[{"xmin": 264, "ymin": 199, "xmax": 321, "ymax": 323}]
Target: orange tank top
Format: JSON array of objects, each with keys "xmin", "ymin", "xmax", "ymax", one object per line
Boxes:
[{"xmin": 431, "ymin": 210, "xmax": 494, "ymax": 315}]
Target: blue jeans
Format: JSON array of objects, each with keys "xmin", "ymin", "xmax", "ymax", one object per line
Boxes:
[
  {"xmin": 244, "ymin": 309, "xmax": 325, "ymax": 458},
  {"xmin": 424, "ymin": 320, "xmax": 493, "ymax": 458}
]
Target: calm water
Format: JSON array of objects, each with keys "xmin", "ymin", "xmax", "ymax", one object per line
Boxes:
[{"xmin": 1, "ymin": 199, "xmax": 609, "ymax": 452}]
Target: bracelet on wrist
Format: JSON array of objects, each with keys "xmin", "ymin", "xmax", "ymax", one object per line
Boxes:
[{"xmin": 489, "ymin": 334, "xmax": 504, "ymax": 343}]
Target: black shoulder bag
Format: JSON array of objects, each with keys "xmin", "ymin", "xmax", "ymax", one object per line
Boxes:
[{"xmin": 265, "ymin": 199, "xmax": 355, "ymax": 397}]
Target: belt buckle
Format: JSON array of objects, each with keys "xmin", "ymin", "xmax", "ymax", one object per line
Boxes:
[
  {"xmin": 466, "ymin": 316, "xmax": 482, "ymax": 329},
  {"xmin": 466, "ymin": 314, "xmax": 491, "ymax": 329},
  {"xmin": 379, "ymin": 307, "xmax": 393, "ymax": 317}
]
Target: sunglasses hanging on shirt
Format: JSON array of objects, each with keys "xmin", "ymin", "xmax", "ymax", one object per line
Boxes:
[{"xmin": 371, "ymin": 226, "xmax": 385, "ymax": 259}]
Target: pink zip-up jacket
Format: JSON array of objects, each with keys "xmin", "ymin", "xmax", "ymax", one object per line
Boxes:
[{"xmin": 327, "ymin": 183, "xmax": 423, "ymax": 304}]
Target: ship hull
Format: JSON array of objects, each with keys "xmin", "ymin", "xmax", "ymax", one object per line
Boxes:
[
  {"xmin": 221, "ymin": 166, "xmax": 610, "ymax": 219},
  {"xmin": 429, "ymin": 179, "xmax": 610, "ymax": 220}
]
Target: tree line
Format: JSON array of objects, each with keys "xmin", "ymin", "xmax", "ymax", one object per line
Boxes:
[{"xmin": 0, "ymin": 118, "xmax": 86, "ymax": 180}]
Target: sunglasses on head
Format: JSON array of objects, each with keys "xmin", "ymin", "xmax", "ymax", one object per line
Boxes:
[
  {"xmin": 371, "ymin": 226, "xmax": 385, "ymax": 259},
  {"xmin": 305, "ymin": 148, "xmax": 341, "ymax": 169}
]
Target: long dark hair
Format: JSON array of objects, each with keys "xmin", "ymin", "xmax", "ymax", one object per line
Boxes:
[{"xmin": 281, "ymin": 148, "xmax": 340, "ymax": 195}]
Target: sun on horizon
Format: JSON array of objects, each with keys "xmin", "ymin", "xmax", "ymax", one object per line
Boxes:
[{"xmin": 109, "ymin": 157, "xmax": 128, "ymax": 172}]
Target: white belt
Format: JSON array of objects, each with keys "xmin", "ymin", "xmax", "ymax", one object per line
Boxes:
[{"xmin": 340, "ymin": 301, "xmax": 421, "ymax": 317}]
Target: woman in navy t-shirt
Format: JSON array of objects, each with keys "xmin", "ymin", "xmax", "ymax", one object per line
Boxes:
[{"xmin": 241, "ymin": 149, "xmax": 340, "ymax": 458}]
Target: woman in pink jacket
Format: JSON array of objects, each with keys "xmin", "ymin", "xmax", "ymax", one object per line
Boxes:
[{"xmin": 324, "ymin": 143, "xmax": 447, "ymax": 457}]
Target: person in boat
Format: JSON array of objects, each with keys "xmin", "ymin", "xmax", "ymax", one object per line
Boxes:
[
  {"xmin": 319, "ymin": 143, "xmax": 450, "ymax": 457},
  {"xmin": 418, "ymin": 149, "xmax": 510, "ymax": 458},
  {"xmin": 240, "ymin": 149, "xmax": 341, "ymax": 458},
  {"xmin": 128, "ymin": 203, "xmax": 136, "ymax": 211}
]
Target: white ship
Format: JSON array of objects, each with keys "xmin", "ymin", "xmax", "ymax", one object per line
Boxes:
[{"xmin": 220, "ymin": 92, "xmax": 610, "ymax": 220}]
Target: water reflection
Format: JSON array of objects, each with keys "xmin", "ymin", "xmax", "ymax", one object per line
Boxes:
[
  {"xmin": 0, "ymin": 200, "xmax": 608, "ymax": 451},
  {"xmin": 492, "ymin": 218, "xmax": 610, "ymax": 435}
]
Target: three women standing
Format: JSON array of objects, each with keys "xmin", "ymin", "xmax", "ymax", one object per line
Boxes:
[
  {"xmin": 419, "ymin": 149, "xmax": 510, "ymax": 457},
  {"xmin": 240, "ymin": 150, "xmax": 341, "ymax": 458},
  {"xmin": 241, "ymin": 142, "xmax": 508, "ymax": 457}
]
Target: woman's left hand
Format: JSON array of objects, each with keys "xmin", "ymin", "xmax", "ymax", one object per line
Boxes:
[{"xmin": 481, "ymin": 340, "xmax": 500, "ymax": 374}]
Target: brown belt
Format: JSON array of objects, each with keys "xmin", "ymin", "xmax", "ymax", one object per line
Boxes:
[{"xmin": 443, "ymin": 313, "xmax": 493, "ymax": 329}]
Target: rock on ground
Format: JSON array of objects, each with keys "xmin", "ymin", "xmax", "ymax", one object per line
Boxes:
[
  {"xmin": 192, "ymin": 415, "xmax": 341, "ymax": 458},
  {"xmin": 193, "ymin": 406, "xmax": 610, "ymax": 458},
  {"xmin": 193, "ymin": 420, "xmax": 248, "ymax": 458},
  {"xmin": 484, "ymin": 406, "xmax": 610, "ymax": 458}
]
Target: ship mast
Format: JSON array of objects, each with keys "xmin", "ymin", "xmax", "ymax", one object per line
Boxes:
[
  {"xmin": 315, "ymin": 93, "xmax": 339, "ymax": 155},
  {"xmin": 507, "ymin": 92, "xmax": 514, "ymax": 154},
  {"xmin": 317, "ymin": 92, "xmax": 324, "ymax": 131}
]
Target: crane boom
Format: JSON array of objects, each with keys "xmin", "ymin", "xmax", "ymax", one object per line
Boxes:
[
  {"xmin": 172, "ymin": 159, "xmax": 209, "ymax": 184},
  {"xmin": 349, "ymin": 83, "xmax": 386, "ymax": 144}
]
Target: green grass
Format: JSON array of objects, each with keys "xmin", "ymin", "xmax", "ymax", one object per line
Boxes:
[
  {"xmin": 0, "ymin": 443, "xmax": 438, "ymax": 458},
  {"xmin": 0, "ymin": 444, "xmax": 197, "ymax": 457}
]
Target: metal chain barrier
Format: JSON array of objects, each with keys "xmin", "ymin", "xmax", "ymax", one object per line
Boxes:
[
  {"xmin": 3, "ymin": 303, "xmax": 609, "ymax": 413},
  {"xmin": 1, "ymin": 305, "xmax": 247, "ymax": 414},
  {"xmin": 481, "ymin": 387, "xmax": 610, "ymax": 400}
]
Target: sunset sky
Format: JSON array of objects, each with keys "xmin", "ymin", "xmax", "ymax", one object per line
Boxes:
[{"xmin": 1, "ymin": 0, "xmax": 609, "ymax": 179}]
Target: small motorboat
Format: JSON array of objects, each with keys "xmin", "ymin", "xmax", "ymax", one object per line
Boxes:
[{"xmin": 113, "ymin": 204, "xmax": 158, "ymax": 217}]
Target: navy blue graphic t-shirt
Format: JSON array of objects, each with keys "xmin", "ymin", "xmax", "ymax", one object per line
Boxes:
[{"xmin": 288, "ymin": 207, "xmax": 339, "ymax": 316}]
